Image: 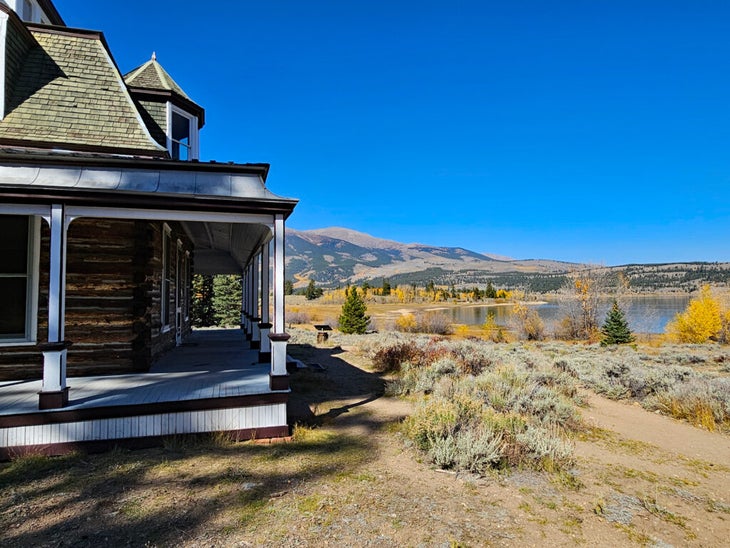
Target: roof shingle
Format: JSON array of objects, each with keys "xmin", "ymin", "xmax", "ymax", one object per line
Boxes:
[{"xmin": 0, "ymin": 28, "xmax": 166, "ymax": 155}]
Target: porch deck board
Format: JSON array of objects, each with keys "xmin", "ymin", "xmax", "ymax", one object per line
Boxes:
[{"xmin": 0, "ymin": 329, "xmax": 278, "ymax": 417}]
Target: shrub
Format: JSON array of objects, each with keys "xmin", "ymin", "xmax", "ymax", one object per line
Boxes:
[
  {"xmin": 646, "ymin": 377, "xmax": 730, "ymax": 431},
  {"xmin": 405, "ymin": 398, "xmax": 459, "ymax": 451},
  {"xmin": 394, "ymin": 312, "xmax": 452, "ymax": 335},
  {"xmin": 515, "ymin": 425, "xmax": 574, "ymax": 469},
  {"xmin": 483, "ymin": 311, "xmax": 507, "ymax": 342},
  {"xmin": 665, "ymin": 285, "xmax": 723, "ymax": 343},
  {"xmin": 395, "ymin": 313, "xmax": 418, "ymax": 333},
  {"xmin": 418, "ymin": 312, "xmax": 452, "ymax": 335},
  {"xmin": 371, "ymin": 342, "xmax": 417, "ymax": 374},
  {"xmin": 453, "ymin": 428, "xmax": 504, "ymax": 474},
  {"xmin": 286, "ymin": 308, "xmax": 311, "ymax": 326},
  {"xmin": 511, "ymin": 303, "xmax": 545, "ymax": 341}
]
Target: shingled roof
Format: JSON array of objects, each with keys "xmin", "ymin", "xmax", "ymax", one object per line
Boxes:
[
  {"xmin": 0, "ymin": 25, "xmax": 167, "ymax": 157},
  {"xmin": 124, "ymin": 54, "xmax": 205, "ymax": 129},
  {"xmin": 124, "ymin": 54, "xmax": 192, "ymax": 100}
]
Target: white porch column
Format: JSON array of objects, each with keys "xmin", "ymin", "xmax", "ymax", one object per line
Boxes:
[
  {"xmin": 240, "ymin": 269, "xmax": 247, "ymax": 332},
  {"xmin": 268, "ymin": 214, "xmax": 289, "ymax": 390},
  {"xmin": 250, "ymin": 253, "xmax": 261, "ymax": 349},
  {"xmin": 39, "ymin": 204, "xmax": 71, "ymax": 409},
  {"xmin": 245, "ymin": 262, "xmax": 254, "ymax": 339},
  {"xmin": 242, "ymin": 267, "xmax": 251, "ymax": 338},
  {"xmin": 258, "ymin": 240, "xmax": 272, "ymax": 363}
]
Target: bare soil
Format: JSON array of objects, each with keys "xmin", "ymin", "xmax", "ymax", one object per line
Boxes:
[{"xmin": 1, "ymin": 343, "xmax": 728, "ymax": 547}]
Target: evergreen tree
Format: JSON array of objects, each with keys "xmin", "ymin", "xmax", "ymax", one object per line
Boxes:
[
  {"xmin": 304, "ymin": 278, "xmax": 322, "ymax": 300},
  {"xmin": 600, "ymin": 299, "xmax": 635, "ymax": 346},
  {"xmin": 485, "ymin": 281, "xmax": 497, "ymax": 299},
  {"xmin": 284, "ymin": 279, "xmax": 294, "ymax": 296},
  {"xmin": 212, "ymin": 274, "xmax": 242, "ymax": 327},
  {"xmin": 338, "ymin": 286, "xmax": 370, "ymax": 334},
  {"xmin": 382, "ymin": 279, "xmax": 391, "ymax": 296},
  {"xmin": 191, "ymin": 274, "xmax": 215, "ymax": 327}
]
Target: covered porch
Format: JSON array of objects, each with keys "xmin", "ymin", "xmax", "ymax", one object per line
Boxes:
[
  {"xmin": 0, "ymin": 329, "xmax": 289, "ymax": 458},
  {"xmin": 0, "ymin": 156, "xmax": 298, "ymax": 457}
]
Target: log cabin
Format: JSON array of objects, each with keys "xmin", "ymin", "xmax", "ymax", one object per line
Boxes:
[{"xmin": 0, "ymin": 0, "xmax": 297, "ymax": 457}]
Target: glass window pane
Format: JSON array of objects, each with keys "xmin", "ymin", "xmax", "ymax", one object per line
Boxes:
[
  {"xmin": 0, "ymin": 278, "xmax": 27, "ymax": 337},
  {"xmin": 172, "ymin": 112, "xmax": 190, "ymax": 141},
  {"xmin": 0, "ymin": 216, "xmax": 29, "ymax": 274}
]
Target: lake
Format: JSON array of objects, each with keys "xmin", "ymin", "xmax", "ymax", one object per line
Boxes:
[{"xmin": 445, "ymin": 295, "xmax": 691, "ymax": 334}]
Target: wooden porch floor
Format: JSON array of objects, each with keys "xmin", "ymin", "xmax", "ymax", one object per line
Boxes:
[
  {"xmin": 0, "ymin": 329, "xmax": 276, "ymax": 416},
  {"xmin": 0, "ymin": 329, "xmax": 289, "ymax": 457}
]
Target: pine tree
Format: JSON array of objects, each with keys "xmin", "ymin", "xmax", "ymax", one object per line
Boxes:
[
  {"xmin": 304, "ymin": 278, "xmax": 322, "ymax": 300},
  {"xmin": 338, "ymin": 286, "xmax": 370, "ymax": 334},
  {"xmin": 600, "ymin": 299, "xmax": 634, "ymax": 346},
  {"xmin": 212, "ymin": 274, "xmax": 242, "ymax": 327},
  {"xmin": 191, "ymin": 274, "xmax": 215, "ymax": 327},
  {"xmin": 382, "ymin": 279, "xmax": 391, "ymax": 296}
]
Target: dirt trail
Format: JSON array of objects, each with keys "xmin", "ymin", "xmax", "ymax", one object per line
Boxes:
[{"xmin": 582, "ymin": 391, "xmax": 730, "ymax": 464}]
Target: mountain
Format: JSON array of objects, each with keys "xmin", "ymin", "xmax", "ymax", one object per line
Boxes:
[{"xmin": 286, "ymin": 227, "xmax": 580, "ymax": 288}]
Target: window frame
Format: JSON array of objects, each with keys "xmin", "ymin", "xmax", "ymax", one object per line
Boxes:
[
  {"xmin": 161, "ymin": 223, "xmax": 172, "ymax": 333},
  {"xmin": 166, "ymin": 103, "xmax": 199, "ymax": 161},
  {"xmin": 0, "ymin": 215, "xmax": 40, "ymax": 345}
]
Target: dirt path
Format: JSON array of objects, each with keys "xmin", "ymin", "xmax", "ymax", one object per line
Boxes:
[{"xmin": 582, "ymin": 391, "xmax": 730, "ymax": 464}]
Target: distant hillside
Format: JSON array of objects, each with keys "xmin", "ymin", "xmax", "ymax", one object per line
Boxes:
[
  {"xmin": 286, "ymin": 227, "xmax": 580, "ymax": 288},
  {"xmin": 286, "ymin": 227, "xmax": 730, "ymax": 293}
]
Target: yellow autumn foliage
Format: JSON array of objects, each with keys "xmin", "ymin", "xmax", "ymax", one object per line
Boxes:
[
  {"xmin": 665, "ymin": 285, "xmax": 723, "ymax": 343},
  {"xmin": 395, "ymin": 313, "xmax": 418, "ymax": 332}
]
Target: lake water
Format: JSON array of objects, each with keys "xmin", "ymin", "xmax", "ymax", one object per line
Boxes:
[{"xmin": 445, "ymin": 295, "xmax": 691, "ymax": 334}]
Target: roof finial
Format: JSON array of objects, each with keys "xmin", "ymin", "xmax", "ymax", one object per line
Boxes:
[{"xmin": 151, "ymin": 51, "xmax": 157, "ymax": 61}]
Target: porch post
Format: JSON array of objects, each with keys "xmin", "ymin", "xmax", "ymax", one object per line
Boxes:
[
  {"xmin": 240, "ymin": 270, "xmax": 247, "ymax": 333},
  {"xmin": 250, "ymin": 253, "xmax": 261, "ymax": 349},
  {"xmin": 39, "ymin": 204, "xmax": 71, "ymax": 409},
  {"xmin": 258, "ymin": 240, "xmax": 272, "ymax": 363},
  {"xmin": 269, "ymin": 214, "xmax": 289, "ymax": 390},
  {"xmin": 243, "ymin": 267, "xmax": 252, "ymax": 340}
]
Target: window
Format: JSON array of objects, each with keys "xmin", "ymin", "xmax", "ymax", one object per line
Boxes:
[
  {"xmin": 0, "ymin": 215, "xmax": 38, "ymax": 342},
  {"xmin": 171, "ymin": 112, "xmax": 191, "ymax": 160},
  {"xmin": 161, "ymin": 224, "xmax": 172, "ymax": 331},
  {"xmin": 167, "ymin": 104, "xmax": 198, "ymax": 160},
  {"xmin": 21, "ymin": 0, "xmax": 33, "ymax": 21}
]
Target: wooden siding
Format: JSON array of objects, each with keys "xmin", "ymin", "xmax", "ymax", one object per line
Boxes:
[
  {"xmin": 0, "ymin": 218, "xmax": 193, "ymax": 380},
  {"xmin": 0, "ymin": 403, "xmax": 287, "ymax": 449}
]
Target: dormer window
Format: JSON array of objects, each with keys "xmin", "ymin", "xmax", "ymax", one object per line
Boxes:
[
  {"xmin": 21, "ymin": 0, "xmax": 32, "ymax": 21},
  {"xmin": 167, "ymin": 104, "xmax": 198, "ymax": 160}
]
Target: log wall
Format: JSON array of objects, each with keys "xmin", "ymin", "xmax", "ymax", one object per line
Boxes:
[{"xmin": 0, "ymin": 217, "xmax": 193, "ymax": 380}]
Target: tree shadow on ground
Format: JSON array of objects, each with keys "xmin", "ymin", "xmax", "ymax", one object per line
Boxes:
[
  {"xmin": 286, "ymin": 343, "xmax": 388, "ymax": 427},
  {"xmin": 0, "ymin": 429, "xmax": 372, "ymax": 547}
]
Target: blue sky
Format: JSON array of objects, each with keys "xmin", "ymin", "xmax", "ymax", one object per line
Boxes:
[{"xmin": 56, "ymin": 1, "xmax": 730, "ymax": 265}]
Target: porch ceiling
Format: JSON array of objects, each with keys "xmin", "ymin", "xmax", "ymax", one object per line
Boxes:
[{"xmin": 184, "ymin": 221, "xmax": 271, "ymax": 275}]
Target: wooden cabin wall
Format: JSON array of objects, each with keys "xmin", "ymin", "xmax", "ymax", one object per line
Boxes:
[{"xmin": 0, "ymin": 218, "xmax": 193, "ymax": 380}]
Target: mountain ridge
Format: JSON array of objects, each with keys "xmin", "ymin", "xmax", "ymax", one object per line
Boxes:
[
  {"xmin": 285, "ymin": 227, "xmax": 730, "ymax": 293},
  {"xmin": 286, "ymin": 227, "xmax": 582, "ymax": 287}
]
